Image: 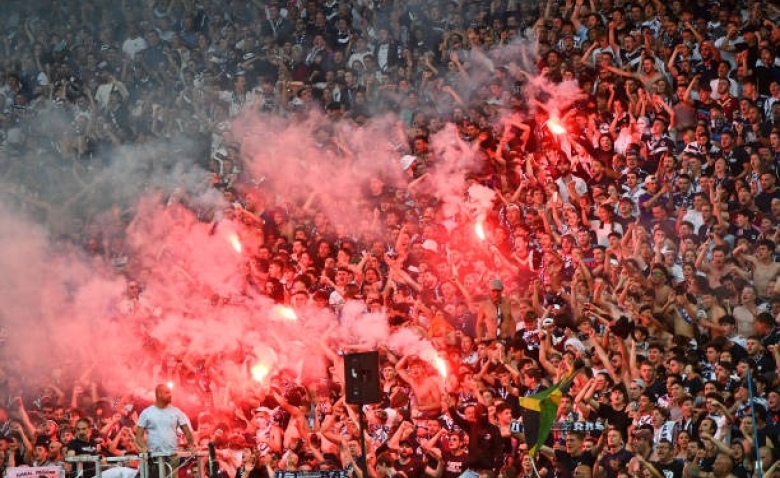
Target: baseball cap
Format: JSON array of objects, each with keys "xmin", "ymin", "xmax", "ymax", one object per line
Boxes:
[{"xmin": 564, "ymin": 337, "xmax": 586, "ymax": 352}]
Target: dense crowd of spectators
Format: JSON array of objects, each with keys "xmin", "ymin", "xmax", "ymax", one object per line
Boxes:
[{"xmin": 0, "ymin": 0, "xmax": 779, "ymax": 478}]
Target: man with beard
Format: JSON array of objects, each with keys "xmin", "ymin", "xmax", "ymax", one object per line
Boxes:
[
  {"xmin": 66, "ymin": 418, "xmax": 105, "ymax": 478},
  {"xmin": 393, "ymin": 437, "xmax": 443, "ymax": 478}
]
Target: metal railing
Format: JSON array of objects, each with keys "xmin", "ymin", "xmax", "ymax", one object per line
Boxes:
[{"xmin": 66, "ymin": 451, "xmax": 206, "ymax": 478}]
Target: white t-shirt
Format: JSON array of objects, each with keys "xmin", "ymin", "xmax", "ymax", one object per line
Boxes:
[
  {"xmin": 590, "ymin": 220, "xmax": 623, "ymax": 247},
  {"xmin": 137, "ymin": 405, "xmax": 189, "ymax": 453},
  {"xmin": 713, "ymin": 35, "xmax": 740, "ymax": 69},
  {"xmin": 555, "ymin": 175, "xmax": 588, "ymax": 204}
]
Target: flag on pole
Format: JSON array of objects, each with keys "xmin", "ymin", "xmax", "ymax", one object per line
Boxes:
[
  {"xmin": 518, "ymin": 363, "xmax": 583, "ymax": 457},
  {"xmin": 746, "ymin": 370, "xmax": 763, "ymax": 478}
]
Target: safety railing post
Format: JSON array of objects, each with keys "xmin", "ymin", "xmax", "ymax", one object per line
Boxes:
[
  {"xmin": 140, "ymin": 453, "xmax": 148, "ymax": 478},
  {"xmin": 196, "ymin": 452, "xmax": 204, "ymax": 478}
]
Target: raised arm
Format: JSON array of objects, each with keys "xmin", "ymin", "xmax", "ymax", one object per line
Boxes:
[
  {"xmin": 8, "ymin": 398, "xmax": 36, "ymax": 439},
  {"xmin": 589, "ymin": 329, "xmax": 618, "ymax": 382},
  {"xmin": 570, "ymin": 0, "xmax": 585, "ymax": 32},
  {"xmin": 666, "ymin": 46, "xmax": 681, "ymax": 76},
  {"xmin": 387, "ymin": 420, "xmax": 414, "ymax": 450},
  {"xmin": 339, "ymin": 438, "xmax": 364, "ymax": 478},
  {"xmin": 395, "ymin": 354, "xmax": 414, "ymax": 386},
  {"xmin": 635, "ymin": 454, "xmax": 664, "ymax": 478},
  {"xmin": 699, "ymin": 432, "xmax": 739, "ymax": 459},
  {"xmin": 694, "ymin": 238, "xmax": 712, "ymax": 272},
  {"xmin": 608, "ymin": 22, "xmax": 620, "ymax": 61},
  {"xmin": 538, "ymin": 327, "xmax": 559, "ymax": 378},
  {"xmin": 604, "ymin": 64, "xmax": 638, "ymax": 79}
]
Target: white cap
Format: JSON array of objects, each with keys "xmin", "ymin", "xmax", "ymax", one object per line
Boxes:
[{"xmin": 564, "ymin": 337, "xmax": 586, "ymax": 352}]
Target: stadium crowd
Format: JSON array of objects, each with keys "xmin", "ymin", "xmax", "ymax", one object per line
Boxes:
[{"xmin": 0, "ymin": 0, "xmax": 779, "ymax": 478}]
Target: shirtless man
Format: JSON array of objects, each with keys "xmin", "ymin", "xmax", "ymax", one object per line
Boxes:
[
  {"xmin": 695, "ymin": 243, "xmax": 728, "ymax": 289},
  {"xmin": 734, "ymin": 240, "xmax": 780, "ymax": 300},
  {"xmin": 697, "ymin": 288, "xmax": 728, "ymax": 339},
  {"xmin": 605, "ymin": 56, "xmax": 666, "ymax": 92},
  {"xmin": 396, "ymin": 355, "xmax": 442, "ymax": 418},
  {"xmin": 648, "ymin": 265, "xmax": 673, "ymax": 315}
]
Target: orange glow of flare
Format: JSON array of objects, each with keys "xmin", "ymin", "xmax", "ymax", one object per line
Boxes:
[
  {"xmin": 475, "ymin": 222, "xmax": 486, "ymax": 241},
  {"xmin": 278, "ymin": 306, "xmax": 298, "ymax": 321},
  {"xmin": 433, "ymin": 357, "xmax": 448, "ymax": 378},
  {"xmin": 250, "ymin": 363, "xmax": 269, "ymax": 383},
  {"xmin": 546, "ymin": 119, "xmax": 567, "ymax": 135},
  {"xmin": 228, "ymin": 234, "xmax": 242, "ymax": 253},
  {"xmin": 166, "ymin": 381, "xmax": 174, "ymax": 390}
]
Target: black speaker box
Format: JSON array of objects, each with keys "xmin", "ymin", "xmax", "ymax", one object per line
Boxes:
[{"xmin": 343, "ymin": 351, "xmax": 381, "ymax": 404}]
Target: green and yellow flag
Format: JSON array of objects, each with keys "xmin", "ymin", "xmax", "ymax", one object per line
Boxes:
[{"xmin": 518, "ymin": 365, "xmax": 582, "ymax": 457}]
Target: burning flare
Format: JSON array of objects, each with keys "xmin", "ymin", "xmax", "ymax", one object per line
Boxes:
[
  {"xmin": 278, "ymin": 306, "xmax": 298, "ymax": 321},
  {"xmin": 421, "ymin": 351, "xmax": 448, "ymax": 379},
  {"xmin": 228, "ymin": 233, "xmax": 242, "ymax": 253},
  {"xmin": 546, "ymin": 118, "xmax": 567, "ymax": 135},
  {"xmin": 251, "ymin": 363, "xmax": 269, "ymax": 383},
  {"xmin": 166, "ymin": 381, "xmax": 174, "ymax": 390},
  {"xmin": 475, "ymin": 222, "xmax": 486, "ymax": 241},
  {"xmin": 433, "ymin": 356, "xmax": 448, "ymax": 378}
]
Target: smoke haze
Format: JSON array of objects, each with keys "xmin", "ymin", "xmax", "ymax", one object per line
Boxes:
[{"xmin": 0, "ymin": 32, "xmax": 583, "ymax": 406}]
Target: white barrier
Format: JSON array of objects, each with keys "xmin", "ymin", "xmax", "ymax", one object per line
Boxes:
[{"xmin": 64, "ymin": 451, "xmax": 205, "ymax": 478}]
